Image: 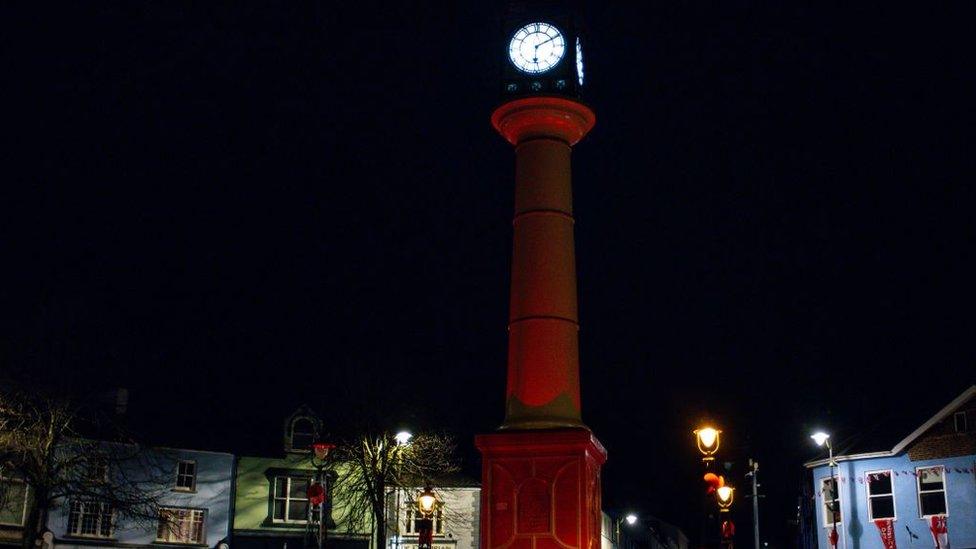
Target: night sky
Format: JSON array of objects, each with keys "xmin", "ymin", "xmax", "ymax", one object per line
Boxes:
[{"xmin": 2, "ymin": 2, "xmax": 972, "ymax": 548}]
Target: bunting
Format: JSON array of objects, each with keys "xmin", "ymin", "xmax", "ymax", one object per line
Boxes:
[
  {"xmin": 875, "ymin": 519, "xmax": 897, "ymax": 549},
  {"xmin": 930, "ymin": 516, "xmax": 948, "ymax": 549}
]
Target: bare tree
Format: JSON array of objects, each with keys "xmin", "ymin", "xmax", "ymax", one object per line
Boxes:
[
  {"xmin": 0, "ymin": 386, "xmax": 172, "ymax": 549},
  {"xmin": 328, "ymin": 431, "xmax": 460, "ymax": 549}
]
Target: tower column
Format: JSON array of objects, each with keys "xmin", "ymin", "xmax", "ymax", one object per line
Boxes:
[
  {"xmin": 477, "ymin": 96, "xmax": 605, "ymax": 549},
  {"xmin": 492, "ymin": 96, "xmax": 596, "ymax": 430}
]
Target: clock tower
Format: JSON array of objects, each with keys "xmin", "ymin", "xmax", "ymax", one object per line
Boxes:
[{"xmin": 476, "ymin": 3, "xmax": 605, "ymax": 549}]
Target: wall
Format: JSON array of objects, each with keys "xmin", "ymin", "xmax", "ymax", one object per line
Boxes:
[
  {"xmin": 48, "ymin": 447, "xmax": 234, "ymax": 549},
  {"xmin": 233, "ymin": 455, "xmax": 368, "ymax": 540}
]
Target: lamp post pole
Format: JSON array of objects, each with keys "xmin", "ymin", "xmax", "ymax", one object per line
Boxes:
[
  {"xmin": 417, "ymin": 486, "xmax": 437, "ymax": 549},
  {"xmin": 828, "ymin": 440, "xmax": 837, "ymax": 547},
  {"xmin": 393, "ymin": 432, "xmax": 412, "ymax": 549},
  {"xmin": 811, "ymin": 432, "xmax": 838, "ymax": 549},
  {"xmin": 695, "ymin": 428, "xmax": 721, "ymax": 549},
  {"xmin": 746, "ymin": 459, "xmax": 760, "ymax": 549},
  {"xmin": 615, "ymin": 514, "xmax": 637, "ymax": 549},
  {"xmin": 311, "ymin": 443, "xmax": 335, "ymax": 549}
]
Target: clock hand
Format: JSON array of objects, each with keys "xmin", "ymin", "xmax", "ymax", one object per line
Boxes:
[{"xmin": 534, "ymin": 36, "xmax": 555, "ymax": 49}]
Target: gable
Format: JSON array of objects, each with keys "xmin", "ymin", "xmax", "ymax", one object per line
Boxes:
[{"xmin": 906, "ymin": 393, "xmax": 976, "ymax": 461}]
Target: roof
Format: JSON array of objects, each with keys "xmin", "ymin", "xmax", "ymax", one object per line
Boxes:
[
  {"xmin": 804, "ymin": 384, "xmax": 976, "ymax": 468},
  {"xmin": 402, "ymin": 472, "xmax": 481, "ymax": 488}
]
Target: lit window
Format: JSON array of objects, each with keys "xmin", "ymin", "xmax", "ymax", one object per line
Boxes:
[
  {"xmin": 954, "ymin": 411, "xmax": 968, "ymax": 433},
  {"xmin": 156, "ymin": 508, "xmax": 206, "ymax": 544},
  {"xmin": 0, "ymin": 478, "xmax": 28, "ymax": 526},
  {"xmin": 820, "ymin": 477, "xmax": 841, "ymax": 527},
  {"xmin": 917, "ymin": 466, "xmax": 947, "ymax": 517},
  {"xmin": 290, "ymin": 418, "xmax": 315, "ymax": 451},
  {"xmin": 67, "ymin": 501, "xmax": 115, "ymax": 538},
  {"xmin": 175, "ymin": 461, "xmax": 196, "ymax": 492},
  {"xmin": 866, "ymin": 471, "xmax": 895, "ymax": 520},
  {"xmin": 272, "ymin": 477, "xmax": 319, "ymax": 523}
]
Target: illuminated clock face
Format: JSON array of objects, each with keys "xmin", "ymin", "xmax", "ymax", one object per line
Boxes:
[
  {"xmin": 576, "ymin": 37, "xmax": 584, "ymax": 85},
  {"xmin": 508, "ymin": 22, "xmax": 565, "ymax": 74}
]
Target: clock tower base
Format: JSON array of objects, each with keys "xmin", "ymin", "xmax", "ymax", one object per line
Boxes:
[{"xmin": 476, "ymin": 430, "xmax": 607, "ymax": 549}]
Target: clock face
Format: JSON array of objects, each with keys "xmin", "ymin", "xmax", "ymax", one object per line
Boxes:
[
  {"xmin": 508, "ymin": 22, "xmax": 565, "ymax": 74},
  {"xmin": 576, "ymin": 37, "xmax": 584, "ymax": 85}
]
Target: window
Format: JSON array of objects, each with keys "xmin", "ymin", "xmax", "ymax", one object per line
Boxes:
[
  {"xmin": 0, "ymin": 478, "xmax": 28, "ymax": 526},
  {"xmin": 866, "ymin": 471, "xmax": 895, "ymax": 520},
  {"xmin": 404, "ymin": 505, "xmax": 444, "ymax": 535},
  {"xmin": 917, "ymin": 466, "xmax": 947, "ymax": 517},
  {"xmin": 290, "ymin": 418, "xmax": 315, "ymax": 452},
  {"xmin": 86, "ymin": 458, "xmax": 108, "ymax": 483},
  {"xmin": 820, "ymin": 477, "xmax": 841, "ymax": 527},
  {"xmin": 272, "ymin": 477, "xmax": 319, "ymax": 523},
  {"xmin": 175, "ymin": 461, "xmax": 197, "ymax": 492},
  {"xmin": 66, "ymin": 501, "xmax": 115, "ymax": 538},
  {"xmin": 954, "ymin": 411, "xmax": 968, "ymax": 433},
  {"xmin": 156, "ymin": 508, "xmax": 206, "ymax": 544}
]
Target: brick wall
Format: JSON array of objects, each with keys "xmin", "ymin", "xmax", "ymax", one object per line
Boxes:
[{"xmin": 907, "ymin": 396, "xmax": 976, "ymax": 460}]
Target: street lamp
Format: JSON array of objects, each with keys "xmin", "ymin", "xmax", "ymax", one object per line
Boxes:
[
  {"xmin": 416, "ymin": 486, "xmax": 437, "ymax": 549},
  {"xmin": 395, "ymin": 431, "xmax": 413, "ymax": 446},
  {"xmin": 615, "ymin": 513, "xmax": 638, "ymax": 547},
  {"xmin": 310, "ymin": 442, "xmax": 335, "ymax": 549},
  {"xmin": 716, "ymin": 486, "xmax": 734, "ymax": 512},
  {"xmin": 694, "ymin": 427, "xmax": 721, "ymax": 464},
  {"xmin": 810, "ymin": 432, "xmax": 839, "ymax": 548},
  {"xmin": 393, "ymin": 431, "xmax": 413, "ymax": 549}
]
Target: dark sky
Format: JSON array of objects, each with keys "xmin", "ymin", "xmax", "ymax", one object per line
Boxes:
[{"xmin": 2, "ymin": 2, "xmax": 972, "ymax": 548}]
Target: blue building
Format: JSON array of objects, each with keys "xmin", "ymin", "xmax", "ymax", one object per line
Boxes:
[
  {"xmin": 44, "ymin": 445, "xmax": 235, "ymax": 549},
  {"xmin": 805, "ymin": 385, "xmax": 975, "ymax": 549}
]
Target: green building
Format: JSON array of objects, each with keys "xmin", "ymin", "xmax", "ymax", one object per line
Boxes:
[{"xmin": 232, "ymin": 408, "xmax": 372, "ymax": 549}]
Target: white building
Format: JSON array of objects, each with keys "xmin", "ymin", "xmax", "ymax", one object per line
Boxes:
[{"xmin": 387, "ymin": 478, "xmax": 480, "ymax": 549}]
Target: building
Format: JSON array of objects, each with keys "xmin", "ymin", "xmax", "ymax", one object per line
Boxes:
[
  {"xmin": 43, "ymin": 444, "xmax": 235, "ymax": 549},
  {"xmin": 805, "ymin": 385, "xmax": 976, "ymax": 549},
  {"xmin": 600, "ymin": 513, "xmax": 688, "ymax": 549},
  {"xmin": 1, "ymin": 474, "xmax": 29, "ymax": 547},
  {"xmin": 233, "ymin": 408, "xmax": 480, "ymax": 549},
  {"xmin": 232, "ymin": 408, "xmax": 370, "ymax": 549},
  {"xmin": 386, "ymin": 478, "xmax": 480, "ymax": 549}
]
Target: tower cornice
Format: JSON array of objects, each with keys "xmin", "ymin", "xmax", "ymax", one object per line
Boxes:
[{"xmin": 491, "ymin": 96, "xmax": 596, "ymax": 146}]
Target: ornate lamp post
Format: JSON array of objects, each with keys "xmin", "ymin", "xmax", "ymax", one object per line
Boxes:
[
  {"xmin": 811, "ymin": 432, "xmax": 839, "ymax": 549},
  {"xmin": 416, "ymin": 486, "xmax": 437, "ymax": 549},
  {"xmin": 716, "ymin": 486, "xmax": 734, "ymax": 549},
  {"xmin": 614, "ymin": 514, "xmax": 637, "ymax": 548},
  {"xmin": 310, "ymin": 442, "xmax": 335, "ymax": 549},
  {"xmin": 695, "ymin": 426, "xmax": 721, "ymax": 549},
  {"xmin": 393, "ymin": 432, "xmax": 413, "ymax": 549}
]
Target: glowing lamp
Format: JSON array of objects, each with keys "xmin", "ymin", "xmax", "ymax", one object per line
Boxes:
[
  {"xmin": 395, "ymin": 431, "xmax": 414, "ymax": 446},
  {"xmin": 417, "ymin": 486, "xmax": 437, "ymax": 516},
  {"xmin": 810, "ymin": 432, "xmax": 830, "ymax": 447},
  {"xmin": 694, "ymin": 427, "xmax": 721, "ymax": 460},
  {"xmin": 717, "ymin": 486, "xmax": 734, "ymax": 511},
  {"xmin": 625, "ymin": 514, "xmax": 637, "ymax": 525}
]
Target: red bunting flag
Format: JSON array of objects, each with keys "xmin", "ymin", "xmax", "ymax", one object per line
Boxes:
[
  {"xmin": 875, "ymin": 519, "xmax": 897, "ymax": 549},
  {"xmin": 930, "ymin": 516, "xmax": 949, "ymax": 549}
]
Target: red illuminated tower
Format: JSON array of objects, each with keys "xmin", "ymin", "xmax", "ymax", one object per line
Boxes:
[{"xmin": 476, "ymin": 6, "xmax": 606, "ymax": 549}]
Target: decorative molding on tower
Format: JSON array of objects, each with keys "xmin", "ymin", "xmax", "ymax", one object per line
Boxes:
[{"xmin": 491, "ymin": 97, "xmax": 596, "ymax": 146}]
